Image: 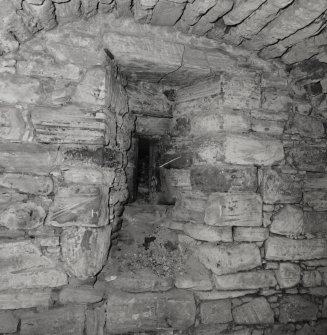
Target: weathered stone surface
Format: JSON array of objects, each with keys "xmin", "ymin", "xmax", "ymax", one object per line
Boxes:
[
  {"xmin": 270, "ymin": 205, "xmax": 304, "ymax": 236},
  {"xmin": 135, "ymin": 115, "xmax": 170, "ymax": 137},
  {"xmin": 85, "ymin": 306, "xmax": 106, "ymax": 335},
  {"xmin": 0, "ymin": 74, "xmax": 40, "ymax": 104},
  {"xmin": 260, "ymin": 169, "xmax": 302, "ymax": 204},
  {"xmin": 31, "ymin": 105, "xmax": 107, "ymax": 144},
  {"xmin": 275, "ymin": 263, "xmax": 301, "ymax": 288},
  {"xmin": 151, "ymin": 0, "xmax": 186, "ymax": 26},
  {"xmin": 302, "ymin": 271, "xmax": 322, "ymax": 287},
  {"xmin": 232, "ymin": 297, "xmax": 274, "ymax": 324},
  {"xmin": 0, "ymin": 173, "xmax": 53, "ymax": 195},
  {"xmin": 0, "ymin": 289, "xmax": 51, "ymax": 309},
  {"xmin": 191, "ymin": 165, "xmax": 257, "ymax": 193},
  {"xmin": 46, "ymin": 185, "xmax": 109, "ymax": 227},
  {"xmin": 106, "ymin": 289, "xmax": 195, "ymax": 333},
  {"xmin": 223, "ymin": 0, "xmax": 265, "ymax": 26},
  {"xmin": 59, "ymin": 286, "xmax": 104, "ymax": 304},
  {"xmin": 200, "ymin": 299, "xmax": 232, "ymax": 324},
  {"xmin": 279, "ymin": 295, "xmax": 318, "ymax": 323},
  {"xmin": 180, "ymin": 0, "xmax": 217, "ymax": 26},
  {"xmin": 0, "ymin": 311, "xmax": 18, "ymax": 333},
  {"xmin": 265, "ymin": 236, "xmax": 327, "ymax": 261},
  {"xmin": 233, "ymin": 227, "xmax": 269, "ymax": 242},
  {"xmin": 183, "ymin": 223, "xmax": 232, "ymax": 242},
  {"xmin": 304, "ymin": 173, "xmax": 327, "ymax": 190},
  {"xmin": 61, "ymin": 226, "xmax": 111, "ymax": 278},
  {"xmin": 204, "ymin": 193, "xmax": 262, "ymax": 227},
  {"xmin": 0, "ymin": 142, "xmax": 60, "ymax": 174},
  {"xmin": 21, "ymin": 305, "xmax": 85, "ymax": 335},
  {"xmin": 197, "ymin": 243, "xmax": 261, "ymax": 275},
  {"xmin": 304, "ymin": 211, "xmax": 327, "ymax": 234},
  {"xmin": 224, "ymin": 135, "xmax": 284, "ymax": 166},
  {"xmin": 175, "ymin": 256, "xmax": 213, "ymax": 291},
  {"xmin": 304, "ymin": 191, "xmax": 327, "ymax": 211},
  {"xmin": 193, "ymin": 324, "xmax": 230, "ymax": 335},
  {"xmin": 286, "ymin": 114, "xmax": 325, "ymax": 139},
  {"xmin": 261, "ymin": 89, "xmax": 292, "ymax": 112},
  {"xmin": 72, "ymin": 67, "xmax": 106, "ymax": 106},
  {"xmin": 214, "ymin": 271, "xmax": 276, "ymax": 290}
]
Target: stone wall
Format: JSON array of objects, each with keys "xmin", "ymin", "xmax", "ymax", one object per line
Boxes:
[
  {"xmin": 0, "ymin": 29, "xmax": 133, "ymax": 333},
  {"xmin": 159, "ymin": 62, "xmax": 327, "ymax": 334}
]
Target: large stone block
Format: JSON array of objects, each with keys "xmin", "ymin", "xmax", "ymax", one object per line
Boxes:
[
  {"xmin": 106, "ymin": 290, "xmax": 196, "ymax": 333},
  {"xmin": 286, "ymin": 113, "xmax": 325, "ymax": 138},
  {"xmin": 135, "ymin": 115, "xmax": 170, "ymax": 137},
  {"xmin": 21, "ymin": 305, "xmax": 85, "ymax": 335},
  {"xmin": 265, "ymin": 236, "xmax": 327, "ymax": 261},
  {"xmin": 232, "ymin": 297, "xmax": 274, "ymax": 324},
  {"xmin": 58, "ymin": 286, "xmax": 104, "ymax": 304},
  {"xmin": 200, "ymin": 299, "xmax": 232, "ymax": 324},
  {"xmin": 191, "ymin": 165, "xmax": 257, "ymax": 193},
  {"xmin": 183, "ymin": 223, "xmax": 232, "ymax": 242},
  {"xmin": 204, "ymin": 193, "xmax": 262, "ymax": 227},
  {"xmin": 151, "ymin": 0, "xmax": 186, "ymax": 26},
  {"xmin": 304, "ymin": 211, "xmax": 327, "ymax": 234},
  {"xmin": 46, "ymin": 185, "xmax": 109, "ymax": 228},
  {"xmin": 0, "ymin": 73, "xmax": 41, "ymax": 104},
  {"xmin": 214, "ymin": 271, "xmax": 277, "ymax": 290},
  {"xmin": 279, "ymin": 295, "xmax": 318, "ymax": 323},
  {"xmin": 275, "ymin": 263, "xmax": 301, "ymax": 288},
  {"xmin": 224, "ymin": 134, "xmax": 284, "ymax": 166},
  {"xmin": 304, "ymin": 190, "xmax": 327, "ymax": 211},
  {"xmin": 0, "ymin": 289, "xmax": 51, "ymax": 309},
  {"xmin": 260, "ymin": 168, "xmax": 302, "ymax": 204},
  {"xmin": 233, "ymin": 227, "xmax": 269, "ymax": 242},
  {"xmin": 197, "ymin": 243, "xmax": 261, "ymax": 275},
  {"xmin": 61, "ymin": 226, "xmax": 111, "ymax": 278},
  {"xmin": 31, "ymin": 105, "xmax": 107, "ymax": 144},
  {"xmin": 270, "ymin": 205, "xmax": 304, "ymax": 236}
]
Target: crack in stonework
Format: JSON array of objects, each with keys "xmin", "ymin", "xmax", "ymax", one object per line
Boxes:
[{"xmin": 157, "ymin": 45, "xmax": 186, "ymax": 84}]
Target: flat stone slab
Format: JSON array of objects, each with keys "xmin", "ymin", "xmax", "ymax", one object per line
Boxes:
[
  {"xmin": 0, "ymin": 311, "xmax": 18, "ymax": 333},
  {"xmin": 232, "ymin": 297, "xmax": 274, "ymax": 324},
  {"xmin": 183, "ymin": 223, "xmax": 233, "ymax": 242},
  {"xmin": 197, "ymin": 242, "xmax": 261, "ymax": 275},
  {"xmin": 265, "ymin": 236, "xmax": 327, "ymax": 261},
  {"xmin": 279, "ymin": 295, "xmax": 318, "ymax": 323},
  {"xmin": 233, "ymin": 227, "xmax": 269, "ymax": 242},
  {"xmin": 204, "ymin": 193, "xmax": 262, "ymax": 227},
  {"xmin": 213, "ymin": 270, "xmax": 277, "ymax": 290},
  {"xmin": 0, "ymin": 289, "xmax": 51, "ymax": 309},
  {"xmin": 106, "ymin": 289, "xmax": 196, "ymax": 334},
  {"xmin": 200, "ymin": 299, "xmax": 232, "ymax": 324},
  {"xmin": 58, "ymin": 286, "xmax": 104, "ymax": 304},
  {"xmin": 21, "ymin": 305, "xmax": 85, "ymax": 335}
]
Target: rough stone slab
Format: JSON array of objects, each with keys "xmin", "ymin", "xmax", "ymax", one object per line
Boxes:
[
  {"xmin": 200, "ymin": 299, "xmax": 232, "ymax": 324},
  {"xmin": 243, "ymin": 0, "xmax": 327, "ymax": 50},
  {"xmin": 224, "ymin": 134, "xmax": 284, "ymax": 166},
  {"xmin": 232, "ymin": 297, "xmax": 274, "ymax": 324},
  {"xmin": 275, "ymin": 263, "xmax": 301, "ymax": 288},
  {"xmin": 260, "ymin": 169, "xmax": 302, "ymax": 204},
  {"xmin": 183, "ymin": 223, "xmax": 232, "ymax": 242},
  {"xmin": 286, "ymin": 113, "xmax": 325, "ymax": 139},
  {"xmin": 0, "ymin": 311, "xmax": 18, "ymax": 333},
  {"xmin": 31, "ymin": 105, "xmax": 107, "ymax": 144},
  {"xmin": 0, "ymin": 173, "xmax": 53, "ymax": 195},
  {"xmin": 195, "ymin": 290, "xmax": 257, "ymax": 301},
  {"xmin": 204, "ymin": 192, "xmax": 262, "ymax": 227},
  {"xmin": 304, "ymin": 191, "xmax": 327, "ymax": 211},
  {"xmin": 197, "ymin": 243, "xmax": 261, "ymax": 275},
  {"xmin": 46, "ymin": 185, "xmax": 109, "ymax": 227},
  {"xmin": 0, "ymin": 142, "xmax": 60, "ymax": 174},
  {"xmin": 214, "ymin": 270, "xmax": 276, "ymax": 290},
  {"xmin": 0, "ymin": 289, "xmax": 51, "ymax": 309},
  {"xmin": 61, "ymin": 226, "xmax": 111, "ymax": 278},
  {"xmin": 21, "ymin": 305, "xmax": 85, "ymax": 335},
  {"xmin": 233, "ymin": 227, "xmax": 269, "ymax": 242},
  {"xmin": 175, "ymin": 255, "xmax": 213, "ymax": 291},
  {"xmin": 136, "ymin": 115, "xmax": 170, "ymax": 137},
  {"xmin": 279, "ymin": 295, "xmax": 318, "ymax": 323},
  {"xmin": 106, "ymin": 289, "xmax": 195, "ymax": 333},
  {"xmin": 59, "ymin": 286, "xmax": 104, "ymax": 304},
  {"xmin": 191, "ymin": 164, "xmax": 257, "ymax": 193},
  {"xmin": 270, "ymin": 205, "xmax": 304, "ymax": 236},
  {"xmin": 151, "ymin": 0, "xmax": 186, "ymax": 26},
  {"xmin": 223, "ymin": 0, "xmax": 265, "ymax": 25},
  {"xmin": 304, "ymin": 211, "xmax": 327, "ymax": 234},
  {"xmin": 265, "ymin": 236, "xmax": 327, "ymax": 261}
]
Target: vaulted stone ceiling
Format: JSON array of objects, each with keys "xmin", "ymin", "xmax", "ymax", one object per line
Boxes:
[{"xmin": 1, "ymin": 0, "xmax": 327, "ymax": 83}]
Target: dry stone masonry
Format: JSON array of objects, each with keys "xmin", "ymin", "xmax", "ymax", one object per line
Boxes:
[{"xmin": 0, "ymin": 1, "xmax": 326, "ymax": 335}]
